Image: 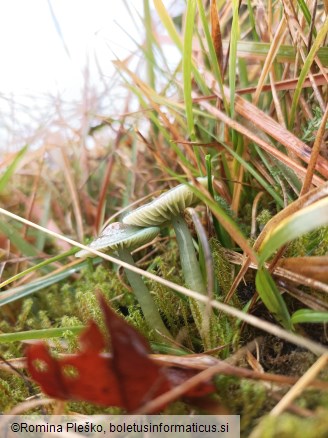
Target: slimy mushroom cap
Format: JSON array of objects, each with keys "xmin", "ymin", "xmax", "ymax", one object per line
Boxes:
[
  {"xmin": 123, "ymin": 177, "xmax": 209, "ymax": 227},
  {"xmin": 76, "ymin": 222, "xmax": 160, "ymax": 257}
]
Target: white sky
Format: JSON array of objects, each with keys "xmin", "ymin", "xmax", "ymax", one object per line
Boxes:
[
  {"xmin": 0, "ymin": 1, "xmax": 183, "ymax": 150},
  {"xmin": 0, "ymin": 1, "xmax": 145, "ymax": 97}
]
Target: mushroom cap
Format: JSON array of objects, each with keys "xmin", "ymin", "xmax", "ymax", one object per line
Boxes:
[
  {"xmin": 75, "ymin": 222, "xmax": 160, "ymax": 258},
  {"xmin": 123, "ymin": 177, "xmax": 210, "ymax": 227}
]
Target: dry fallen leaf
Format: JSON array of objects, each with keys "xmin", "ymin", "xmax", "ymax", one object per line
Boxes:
[{"xmin": 26, "ymin": 294, "xmax": 215, "ymax": 412}]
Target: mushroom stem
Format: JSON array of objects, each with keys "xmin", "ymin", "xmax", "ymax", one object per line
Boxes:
[
  {"xmin": 171, "ymin": 216, "xmax": 207, "ymax": 295},
  {"xmin": 171, "ymin": 216, "xmax": 212, "ymax": 349},
  {"xmin": 116, "ymin": 248, "xmax": 173, "ymax": 342}
]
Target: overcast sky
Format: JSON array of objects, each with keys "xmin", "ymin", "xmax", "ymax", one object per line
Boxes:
[
  {"xmin": 0, "ymin": 1, "xmax": 184, "ymax": 150},
  {"xmin": 0, "ymin": 1, "xmax": 148, "ymax": 148},
  {"xmin": 0, "ymin": 1, "xmax": 146, "ymax": 97}
]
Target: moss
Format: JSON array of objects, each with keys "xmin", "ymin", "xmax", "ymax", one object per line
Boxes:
[
  {"xmin": 146, "ymin": 247, "xmax": 199, "ymax": 349},
  {"xmin": 251, "ymin": 412, "xmax": 328, "ymax": 438},
  {"xmin": 286, "ymin": 227, "xmax": 328, "ymax": 258},
  {"xmin": 146, "ymin": 242, "xmax": 235, "ymax": 352},
  {"xmin": 210, "ymin": 238, "xmax": 234, "ymax": 298},
  {"xmin": 215, "ymin": 375, "xmax": 268, "ymax": 435},
  {"xmin": 208, "ymin": 238, "xmax": 239, "ymax": 352},
  {"xmin": 302, "ymin": 107, "xmax": 328, "ymax": 143},
  {"xmin": 215, "ymin": 196, "xmax": 251, "ymax": 236},
  {"xmin": 310, "ymin": 227, "xmax": 328, "ymax": 256},
  {"xmin": 74, "ymin": 263, "xmax": 138, "ymax": 327},
  {"xmin": 163, "ymin": 400, "xmax": 194, "ymax": 414},
  {"xmin": 298, "ymin": 389, "xmax": 328, "ymax": 411},
  {"xmin": 0, "ymin": 373, "xmax": 30, "ymax": 412},
  {"xmin": 239, "ymin": 380, "xmax": 267, "ymax": 432},
  {"xmin": 125, "ymin": 303, "xmax": 155, "ymax": 339},
  {"xmin": 16, "ymin": 298, "xmax": 34, "ymax": 330},
  {"xmin": 1, "ymin": 235, "xmax": 327, "ymax": 424},
  {"xmin": 67, "ymin": 401, "xmax": 123, "ymax": 415},
  {"xmin": 0, "ymin": 262, "xmax": 130, "ymax": 410},
  {"xmin": 257, "ymin": 209, "xmax": 272, "ymax": 229}
]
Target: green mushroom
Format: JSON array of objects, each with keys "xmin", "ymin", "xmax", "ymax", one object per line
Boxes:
[
  {"xmin": 76, "ymin": 222, "xmax": 172, "ymax": 342},
  {"xmin": 123, "ymin": 177, "xmax": 213, "ymax": 348}
]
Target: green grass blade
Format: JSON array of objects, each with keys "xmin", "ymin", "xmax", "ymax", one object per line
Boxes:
[
  {"xmin": 291, "ymin": 309, "xmax": 328, "ymax": 324},
  {"xmin": 0, "ymin": 259, "xmax": 95, "ymax": 307},
  {"xmin": 297, "ymin": 0, "xmax": 313, "ymax": 30},
  {"xmin": 259, "ymin": 196, "xmax": 328, "ymax": 265},
  {"xmin": 229, "ymin": 0, "xmax": 240, "ymax": 119},
  {"xmin": 183, "ymin": 0, "xmax": 203, "ymax": 173},
  {"xmin": 256, "ymin": 267, "xmax": 292, "ymax": 330},
  {"xmin": 0, "ymin": 220, "xmax": 39, "ymax": 256},
  {"xmin": 0, "ymin": 145, "xmax": 28, "ymax": 193},
  {"xmin": 246, "ymin": 0, "xmax": 259, "ymax": 42},
  {"xmin": 0, "ymin": 326, "xmax": 187, "ymax": 355},
  {"xmin": 35, "ymin": 191, "xmax": 51, "ymax": 251},
  {"xmin": 153, "ymin": 0, "xmax": 209, "ymax": 95},
  {"xmin": 183, "ymin": 0, "xmax": 197, "ymax": 143},
  {"xmin": 253, "ymin": 145, "xmax": 301, "ymax": 198},
  {"xmin": 205, "ymin": 155, "xmax": 231, "ymax": 246},
  {"xmin": 196, "ymin": 0, "xmax": 228, "ymax": 113},
  {"xmin": 199, "ymin": 125, "xmax": 284, "ymax": 207},
  {"xmin": 143, "ymin": 0, "xmax": 156, "ymax": 89},
  {"xmin": 289, "ymin": 15, "xmax": 328, "ymax": 128},
  {"xmin": 223, "ymin": 41, "xmax": 328, "ymax": 65},
  {"xmin": 0, "ymin": 247, "xmax": 79, "ymax": 289},
  {"xmin": 0, "ymin": 326, "xmax": 84, "ymax": 343},
  {"xmin": 153, "ymin": 0, "xmax": 183, "ymax": 51}
]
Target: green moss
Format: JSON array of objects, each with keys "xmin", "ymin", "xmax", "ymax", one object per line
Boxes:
[
  {"xmin": 257, "ymin": 209, "xmax": 272, "ymax": 228},
  {"xmin": 163, "ymin": 400, "xmax": 195, "ymax": 414},
  {"xmin": 146, "ymin": 243, "xmax": 234, "ymax": 352},
  {"xmin": 0, "ymin": 373, "xmax": 30, "ymax": 412},
  {"xmin": 1, "ymin": 235, "xmax": 327, "ymax": 425},
  {"xmin": 67, "ymin": 401, "xmax": 123, "ymax": 415},
  {"xmin": 146, "ymin": 247, "xmax": 199, "ymax": 349},
  {"xmin": 74, "ymin": 264, "xmax": 138, "ymax": 327},
  {"xmin": 251, "ymin": 412, "xmax": 328, "ymax": 438},
  {"xmin": 125, "ymin": 303, "xmax": 155, "ymax": 339},
  {"xmin": 210, "ymin": 238, "xmax": 234, "ymax": 298},
  {"xmin": 208, "ymin": 238, "xmax": 239, "ymax": 351},
  {"xmin": 215, "ymin": 375, "xmax": 268, "ymax": 435},
  {"xmin": 302, "ymin": 107, "xmax": 328, "ymax": 143},
  {"xmin": 286, "ymin": 227, "xmax": 328, "ymax": 258},
  {"xmin": 16, "ymin": 298, "xmax": 34, "ymax": 330}
]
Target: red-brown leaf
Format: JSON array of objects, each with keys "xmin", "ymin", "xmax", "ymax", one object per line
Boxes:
[
  {"xmin": 26, "ymin": 295, "xmax": 214, "ymax": 411},
  {"xmin": 27, "ymin": 321, "xmax": 123, "ymax": 407},
  {"xmin": 98, "ymin": 294, "xmax": 171, "ymax": 411}
]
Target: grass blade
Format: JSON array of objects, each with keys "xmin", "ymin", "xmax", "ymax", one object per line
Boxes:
[
  {"xmin": 229, "ymin": 0, "xmax": 239, "ymax": 119},
  {"xmin": 183, "ymin": 0, "xmax": 197, "ymax": 144},
  {"xmin": 0, "ymin": 220, "xmax": 39, "ymax": 257},
  {"xmin": 289, "ymin": 15, "xmax": 328, "ymax": 128},
  {"xmin": 221, "ymin": 41, "xmax": 328, "ymax": 66},
  {"xmin": 256, "ymin": 267, "xmax": 292, "ymax": 330},
  {"xmin": 291, "ymin": 309, "xmax": 328, "ymax": 325},
  {"xmin": 0, "ymin": 248, "xmax": 78, "ymax": 289},
  {"xmin": 153, "ymin": 0, "xmax": 183, "ymax": 51},
  {"xmin": 0, "ymin": 145, "xmax": 28, "ymax": 193},
  {"xmin": 259, "ymin": 196, "xmax": 328, "ymax": 265},
  {"xmin": 0, "ymin": 259, "xmax": 94, "ymax": 307},
  {"xmin": 0, "ymin": 326, "xmax": 84, "ymax": 343},
  {"xmin": 196, "ymin": 0, "xmax": 228, "ymax": 113}
]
